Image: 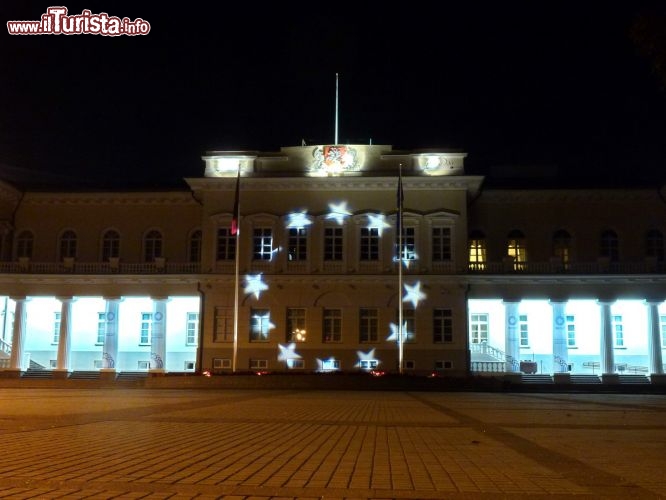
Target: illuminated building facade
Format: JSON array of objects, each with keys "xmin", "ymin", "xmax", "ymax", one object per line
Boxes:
[{"xmin": 0, "ymin": 143, "xmax": 665, "ymax": 382}]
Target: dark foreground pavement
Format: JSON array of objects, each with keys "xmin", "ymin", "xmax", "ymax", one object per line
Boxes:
[{"xmin": 0, "ymin": 388, "xmax": 665, "ymax": 499}]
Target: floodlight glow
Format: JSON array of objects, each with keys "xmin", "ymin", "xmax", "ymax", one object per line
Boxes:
[
  {"xmin": 278, "ymin": 343, "xmax": 302, "ymax": 362},
  {"xmin": 326, "ymin": 201, "xmax": 352, "ymax": 225},
  {"xmin": 366, "ymin": 213, "xmax": 390, "ymax": 236},
  {"xmin": 244, "ymin": 274, "xmax": 269, "ymax": 299},
  {"xmin": 356, "ymin": 348, "xmax": 380, "ymax": 369},
  {"xmin": 387, "ymin": 322, "xmax": 413, "ymax": 343},
  {"xmin": 403, "ymin": 281, "xmax": 426, "ymax": 308},
  {"xmin": 316, "ymin": 357, "xmax": 340, "ymax": 372},
  {"xmin": 286, "ymin": 211, "xmax": 312, "ymax": 229}
]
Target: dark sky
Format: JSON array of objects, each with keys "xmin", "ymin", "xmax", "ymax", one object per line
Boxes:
[{"xmin": 1, "ymin": 2, "xmax": 666, "ymax": 188}]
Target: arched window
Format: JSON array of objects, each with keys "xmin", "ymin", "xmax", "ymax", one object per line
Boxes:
[
  {"xmin": 646, "ymin": 229, "xmax": 664, "ymax": 262},
  {"xmin": 507, "ymin": 230, "xmax": 527, "ymax": 270},
  {"xmin": 600, "ymin": 230, "xmax": 619, "ymax": 262},
  {"xmin": 101, "ymin": 230, "xmax": 120, "ymax": 261},
  {"xmin": 59, "ymin": 230, "xmax": 77, "ymax": 260},
  {"xmin": 188, "ymin": 230, "xmax": 202, "ymax": 263},
  {"xmin": 144, "ymin": 230, "xmax": 163, "ymax": 262},
  {"xmin": 552, "ymin": 229, "xmax": 572, "ymax": 267},
  {"xmin": 468, "ymin": 230, "xmax": 486, "ymax": 271},
  {"xmin": 16, "ymin": 230, "xmax": 34, "ymax": 259}
]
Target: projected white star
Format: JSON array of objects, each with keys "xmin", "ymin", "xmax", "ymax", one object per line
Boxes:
[
  {"xmin": 386, "ymin": 322, "xmax": 413, "ymax": 343},
  {"xmin": 403, "ymin": 281, "xmax": 426, "ymax": 308},
  {"xmin": 356, "ymin": 348, "xmax": 380, "ymax": 369},
  {"xmin": 326, "ymin": 201, "xmax": 352, "ymax": 225},
  {"xmin": 244, "ymin": 274, "xmax": 269, "ymax": 299},
  {"xmin": 278, "ymin": 343, "xmax": 302, "ymax": 362},
  {"xmin": 366, "ymin": 213, "xmax": 390, "ymax": 236},
  {"xmin": 286, "ymin": 211, "xmax": 312, "ymax": 229}
]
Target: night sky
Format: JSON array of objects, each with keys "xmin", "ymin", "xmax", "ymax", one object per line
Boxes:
[{"xmin": 1, "ymin": 2, "xmax": 665, "ymax": 189}]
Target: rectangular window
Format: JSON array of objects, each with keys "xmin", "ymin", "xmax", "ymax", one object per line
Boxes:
[
  {"xmin": 519, "ymin": 314, "xmax": 529, "ymax": 347},
  {"xmin": 288, "ymin": 228, "xmax": 307, "ymax": 261},
  {"xmin": 395, "ymin": 309, "xmax": 415, "ymax": 342},
  {"xmin": 216, "ymin": 228, "xmax": 236, "ymax": 260},
  {"xmin": 612, "ymin": 315, "xmax": 624, "ymax": 347},
  {"xmin": 323, "ymin": 308, "xmax": 342, "ymax": 342},
  {"xmin": 287, "ymin": 359, "xmax": 304, "ymax": 369},
  {"xmin": 395, "ymin": 227, "xmax": 416, "ymax": 261},
  {"xmin": 435, "ymin": 360, "xmax": 453, "ymax": 370},
  {"xmin": 140, "ymin": 313, "xmax": 152, "ymax": 345},
  {"xmin": 184, "ymin": 361, "xmax": 195, "ymax": 371},
  {"xmin": 359, "ymin": 308, "xmax": 378, "ymax": 342},
  {"xmin": 324, "ymin": 227, "xmax": 343, "ymax": 261},
  {"xmin": 566, "ymin": 315, "xmax": 576, "ymax": 347},
  {"xmin": 359, "ymin": 359, "xmax": 378, "ymax": 370},
  {"xmin": 433, "ymin": 309, "xmax": 453, "ymax": 343},
  {"xmin": 469, "ymin": 239, "xmax": 486, "ymax": 270},
  {"xmin": 320, "ymin": 358, "xmax": 340, "ymax": 371},
  {"xmin": 97, "ymin": 312, "xmax": 105, "ymax": 344},
  {"xmin": 360, "ymin": 228, "xmax": 379, "ymax": 261},
  {"xmin": 405, "ymin": 360, "xmax": 415, "ymax": 370},
  {"xmin": 470, "ymin": 313, "xmax": 489, "ymax": 344},
  {"xmin": 138, "ymin": 360, "xmax": 150, "ymax": 370},
  {"xmin": 250, "ymin": 309, "xmax": 271, "ymax": 342},
  {"xmin": 286, "ymin": 308, "xmax": 306, "ymax": 342},
  {"xmin": 214, "ymin": 307, "xmax": 233, "ymax": 342},
  {"xmin": 253, "ymin": 228, "xmax": 273, "ymax": 260},
  {"xmin": 432, "ymin": 227, "xmax": 452, "ymax": 261},
  {"xmin": 213, "ymin": 358, "xmax": 231, "ymax": 369},
  {"xmin": 186, "ymin": 312, "xmax": 199, "ymax": 345},
  {"xmin": 250, "ymin": 359, "xmax": 268, "ymax": 369},
  {"xmin": 53, "ymin": 312, "xmax": 61, "ymax": 344}
]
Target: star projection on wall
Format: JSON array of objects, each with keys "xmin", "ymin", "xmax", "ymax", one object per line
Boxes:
[
  {"xmin": 356, "ymin": 348, "xmax": 380, "ymax": 369},
  {"xmin": 278, "ymin": 343, "xmax": 302, "ymax": 362},
  {"xmin": 403, "ymin": 281, "xmax": 426, "ymax": 308},
  {"xmin": 325, "ymin": 201, "xmax": 352, "ymax": 225},
  {"xmin": 366, "ymin": 213, "xmax": 391, "ymax": 236},
  {"xmin": 286, "ymin": 211, "xmax": 312, "ymax": 229},
  {"xmin": 386, "ymin": 322, "xmax": 414, "ymax": 343},
  {"xmin": 244, "ymin": 273, "xmax": 269, "ymax": 299}
]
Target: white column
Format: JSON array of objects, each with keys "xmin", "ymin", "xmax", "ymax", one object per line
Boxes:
[
  {"xmin": 102, "ymin": 297, "xmax": 121, "ymax": 371},
  {"xmin": 150, "ymin": 297, "xmax": 168, "ymax": 373},
  {"xmin": 646, "ymin": 300, "xmax": 664, "ymax": 375},
  {"xmin": 551, "ymin": 300, "xmax": 568, "ymax": 373},
  {"xmin": 9, "ymin": 297, "xmax": 28, "ymax": 371},
  {"xmin": 598, "ymin": 301, "xmax": 614, "ymax": 375},
  {"xmin": 56, "ymin": 297, "xmax": 75, "ymax": 373},
  {"xmin": 504, "ymin": 300, "xmax": 520, "ymax": 373}
]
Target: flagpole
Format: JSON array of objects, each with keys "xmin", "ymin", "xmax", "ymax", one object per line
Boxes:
[
  {"xmin": 334, "ymin": 73, "xmax": 339, "ymax": 145},
  {"xmin": 398, "ymin": 163, "xmax": 404, "ymax": 375},
  {"xmin": 232, "ymin": 165, "xmax": 241, "ymax": 373}
]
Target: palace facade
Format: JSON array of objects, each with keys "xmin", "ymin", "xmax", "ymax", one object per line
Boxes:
[{"xmin": 0, "ymin": 144, "xmax": 665, "ymax": 382}]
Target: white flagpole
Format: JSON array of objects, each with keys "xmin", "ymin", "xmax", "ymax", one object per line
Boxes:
[
  {"xmin": 232, "ymin": 165, "xmax": 241, "ymax": 373},
  {"xmin": 334, "ymin": 73, "xmax": 339, "ymax": 145},
  {"xmin": 398, "ymin": 163, "xmax": 404, "ymax": 375}
]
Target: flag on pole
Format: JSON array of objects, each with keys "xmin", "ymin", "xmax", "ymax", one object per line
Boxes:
[
  {"xmin": 396, "ymin": 166, "xmax": 404, "ymax": 254},
  {"xmin": 231, "ymin": 168, "xmax": 240, "ymax": 236}
]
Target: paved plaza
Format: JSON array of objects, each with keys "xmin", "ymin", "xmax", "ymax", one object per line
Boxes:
[{"xmin": 0, "ymin": 388, "xmax": 665, "ymax": 499}]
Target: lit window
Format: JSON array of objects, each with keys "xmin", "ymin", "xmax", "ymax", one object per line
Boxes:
[
  {"xmin": 188, "ymin": 230, "xmax": 202, "ymax": 263},
  {"xmin": 507, "ymin": 230, "xmax": 527, "ymax": 270},
  {"xmin": 16, "ymin": 230, "xmax": 33, "ymax": 259},
  {"xmin": 144, "ymin": 230, "xmax": 163, "ymax": 262},
  {"xmin": 360, "ymin": 228, "xmax": 379, "ymax": 261},
  {"xmin": 323, "ymin": 308, "xmax": 341, "ymax": 342},
  {"xmin": 600, "ymin": 230, "xmax": 619, "ymax": 262},
  {"xmin": 250, "ymin": 309, "xmax": 271, "ymax": 342},
  {"xmin": 288, "ymin": 228, "xmax": 307, "ymax": 261},
  {"xmin": 519, "ymin": 314, "xmax": 529, "ymax": 347},
  {"xmin": 433, "ymin": 309, "xmax": 453, "ymax": 343},
  {"xmin": 320, "ymin": 358, "xmax": 340, "ymax": 371},
  {"xmin": 97, "ymin": 312, "xmax": 105, "ymax": 344},
  {"xmin": 395, "ymin": 227, "xmax": 416, "ymax": 261},
  {"xmin": 432, "ymin": 227, "xmax": 451, "ymax": 262},
  {"xmin": 359, "ymin": 308, "xmax": 378, "ymax": 342},
  {"xmin": 287, "ymin": 308, "xmax": 306, "ymax": 342},
  {"xmin": 53, "ymin": 312, "xmax": 61, "ymax": 344},
  {"xmin": 395, "ymin": 308, "xmax": 415, "ymax": 342},
  {"xmin": 324, "ymin": 227, "xmax": 343, "ymax": 261},
  {"xmin": 470, "ymin": 313, "xmax": 488, "ymax": 344},
  {"xmin": 468, "ymin": 230, "xmax": 486, "ymax": 271},
  {"xmin": 566, "ymin": 315, "xmax": 577, "ymax": 347},
  {"xmin": 140, "ymin": 313, "xmax": 152, "ymax": 345},
  {"xmin": 101, "ymin": 230, "xmax": 120, "ymax": 261},
  {"xmin": 552, "ymin": 229, "xmax": 571, "ymax": 268},
  {"xmin": 186, "ymin": 312, "xmax": 198, "ymax": 345},
  {"xmin": 59, "ymin": 230, "xmax": 77, "ymax": 260},
  {"xmin": 216, "ymin": 228, "xmax": 236, "ymax": 260},
  {"xmin": 253, "ymin": 228, "xmax": 273, "ymax": 260}
]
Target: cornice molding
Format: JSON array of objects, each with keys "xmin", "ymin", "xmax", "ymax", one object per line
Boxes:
[
  {"xmin": 22, "ymin": 191, "xmax": 198, "ymax": 206},
  {"xmin": 477, "ymin": 188, "xmax": 661, "ymax": 204}
]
